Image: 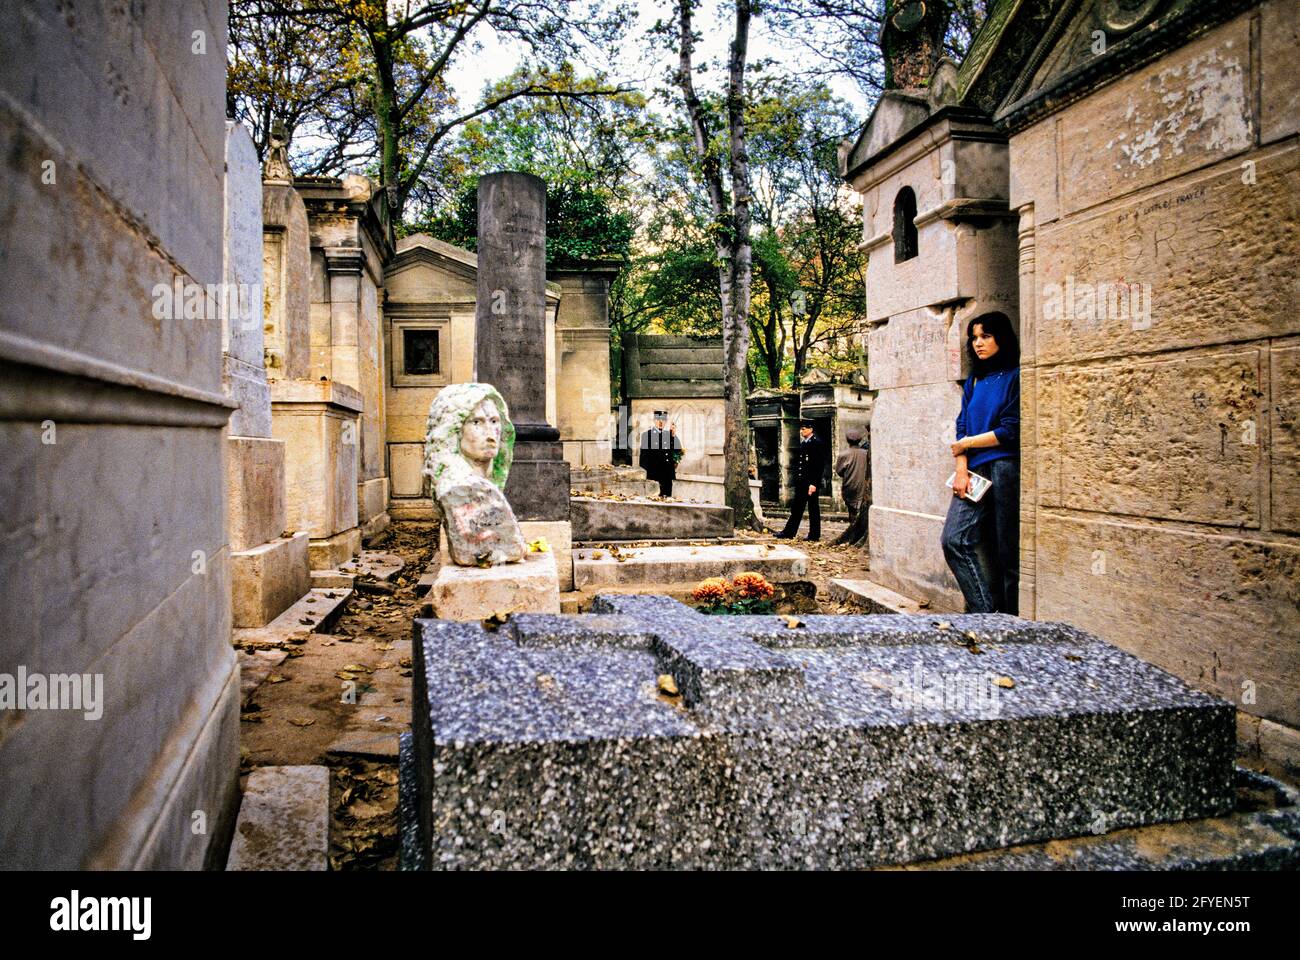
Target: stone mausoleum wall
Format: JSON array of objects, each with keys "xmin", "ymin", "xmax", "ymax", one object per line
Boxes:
[
  {"xmin": 0, "ymin": 0, "xmax": 239, "ymax": 867},
  {"xmin": 1005, "ymin": 0, "xmax": 1299, "ymax": 776},
  {"xmin": 223, "ymin": 122, "xmax": 311, "ymax": 628},
  {"xmin": 553, "ymin": 265, "xmax": 621, "ymax": 468},
  {"xmin": 299, "ymin": 176, "xmax": 393, "ymax": 542},
  {"xmin": 844, "ymin": 102, "xmax": 1019, "ymax": 610}
]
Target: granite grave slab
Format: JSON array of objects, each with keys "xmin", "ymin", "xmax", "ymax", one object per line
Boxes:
[{"xmin": 407, "ymin": 596, "xmax": 1237, "ymax": 869}]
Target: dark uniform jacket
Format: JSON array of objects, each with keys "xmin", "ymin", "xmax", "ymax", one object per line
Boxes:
[
  {"xmin": 639, "ymin": 428, "xmax": 682, "ymax": 481},
  {"xmin": 795, "ymin": 434, "xmax": 827, "ymax": 490}
]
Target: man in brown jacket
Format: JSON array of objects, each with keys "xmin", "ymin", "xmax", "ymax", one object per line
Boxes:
[{"xmin": 833, "ymin": 428, "xmax": 869, "ymax": 546}]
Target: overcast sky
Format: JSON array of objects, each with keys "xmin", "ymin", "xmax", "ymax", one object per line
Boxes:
[{"xmin": 445, "ymin": 0, "xmax": 873, "ymax": 122}]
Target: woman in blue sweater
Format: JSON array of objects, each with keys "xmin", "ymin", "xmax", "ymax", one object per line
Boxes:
[{"xmin": 941, "ymin": 311, "xmax": 1020, "ymax": 615}]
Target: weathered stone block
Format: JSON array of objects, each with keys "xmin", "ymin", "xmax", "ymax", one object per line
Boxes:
[
  {"xmin": 1041, "ymin": 349, "xmax": 1262, "ymax": 526},
  {"xmin": 1056, "ymin": 19, "xmax": 1253, "ymax": 216},
  {"xmin": 1035, "ymin": 512, "xmax": 1300, "ymax": 730},
  {"xmin": 0, "ymin": 422, "xmax": 228, "ymax": 688},
  {"xmin": 271, "ymin": 378, "xmax": 361, "ymax": 539},
  {"xmin": 569, "ymin": 465, "xmax": 659, "ymax": 497},
  {"xmin": 1261, "ymin": 0, "xmax": 1300, "ymax": 145},
  {"xmin": 573, "ymin": 543, "xmax": 808, "ymax": 588},
  {"xmin": 0, "ymin": 0, "xmax": 237, "ymax": 873},
  {"xmin": 358, "ymin": 476, "xmax": 389, "ymax": 528},
  {"xmin": 0, "ymin": 1, "xmax": 226, "ymax": 299},
  {"xmin": 865, "ymin": 219, "xmax": 962, "ymax": 323},
  {"xmin": 867, "ymin": 505, "xmax": 966, "ymax": 613},
  {"xmin": 410, "ymin": 597, "xmax": 1236, "ymax": 869},
  {"xmin": 309, "ymin": 527, "xmax": 361, "ymax": 571},
  {"xmin": 868, "ymin": 382, "xmax": 963, "ymax": 518},
  {"xmin": 670, "ymin": 474, "xmax": 764, "ymax": 519},
  {"xmin": 429, "ymin": 549, "xmax": 560, "ymax": 621},
  {"xmin": 1, "ymin": 521, "xmax": 236, "ymax": 869},
  {"xmin": 519, "ymin": 520, "xmax": 573, "ymax": 592},
  {"xmin": 262, "ymin": 184, "xmax": 313, "ymax": 381},
  {"xmin": 571, "ymin": 496, "xmax": 733, "ymax": 541},
  {"xmin": 0, "ymin": 104, "xmax": 223, "ymax": 399},
  {"xmin": 231, "ymin": 532, "xmax": 311, "ymax": 628},
  {"xmin": 226, "ymin": 766, "xmax": 329, "ymax": 871},
  {"xmin": 868, "ymin": 307, "xmax": 965, "ymax": 391},
  {"xmin": 1008, "ymin": 116, "xmax": 1058, "ymax": 224},
  {"xmin": 225, "ymin": 436, "xmax": 288, "ymax": 552},
  {"xmin": 1271, "ymin": 344, "xmax": 1300, "ymax": 533},
  {"xmin": 223, "ymin": 355, "xmax": 273, "ymax": 439},
  {"xmin": 555, "ymin": 324, "xmax": 612, "ymax": 453},
  {"xmin": 1035, "ymin": 143, "xmax": 1299, "ymax": 365},
  {"xmin": 388, "ymin": 441, "xmax": 426, "ymax": 499},
  {"xmin": 223, "ymin": 121, "xmax": 265, "ymax": 370}
]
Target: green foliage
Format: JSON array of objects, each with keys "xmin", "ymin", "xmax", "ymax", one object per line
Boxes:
[
  {"xmin": 698, "ymin": 597, "xmax": 777, "ymax": 616},
  {"xmin": 415, "ymin": 177, "xmax": 633, "ymax": 268}
]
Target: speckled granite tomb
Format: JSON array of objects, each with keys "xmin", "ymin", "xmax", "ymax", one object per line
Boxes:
[{"xmin": 408, "ymin": 596, "xmax": 1237, "ymax": 869}]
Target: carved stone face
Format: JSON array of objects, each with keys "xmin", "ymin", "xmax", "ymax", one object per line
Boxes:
[{"xmin": 459, "ymin": 398, "xmax": 502, "ymax": 476}]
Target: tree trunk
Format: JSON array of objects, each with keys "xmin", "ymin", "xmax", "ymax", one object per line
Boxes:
[
  {"xmin": 369, "ymin": 32, "xmax": 404, "ymax": 224},
  {"xmin": 721, "ymin": 0, "xmax": 759, "ymax": 529},
  {"xmin": 676, "ymin": 0, "xmax": 761, "ymax": 529}
]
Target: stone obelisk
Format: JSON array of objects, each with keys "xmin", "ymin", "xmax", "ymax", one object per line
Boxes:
[{"xmin": 474, "ymin": 172, "xmax": 570, "ymax": 522}]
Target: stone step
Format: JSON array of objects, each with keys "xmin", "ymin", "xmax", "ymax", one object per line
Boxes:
[
  {"xmin": 339, "ymin": 550, "xmax": 405, "ymax": 582},
  {"xmin": 311, "ymin": 569, "xmax": 356, "ymax": 590},
  {"xmin": 569, "ymin": 468, "xmax": 662, "ymax": 498},
  {"xmin": 427, "ymin": 549, "xmax": 559, "ymax": 621},
  {"xmin": 829, "ymin": 577, "xmax": 934, "ymax": 614},
  {"xmin": 233, "ymin": 587, "xmax": 352, "ymax": 706},
  {"xmin": 574, "ymin": 543, "xmax": 809, "ymax": 588},
  {"xmin": 234, "ymin": 587, "xmax": 351, "ymax": 647},
  {"xmin": 226, "ymin": 766, "xmax": 330, "ymax": 871},
  {"xmin": 415, "ymin": 564, "xmax": 439, "ymax": 596},
  {"xmin": 764, "ymin": 506, "xmax": 853, "ymax": 523},
  {"xmin": 569, "ymin": 464, "xmax": 651, "ymax": 491},
  {"xmin": 572, "ymin": 496, "xmax": 733, "ymax": 541},
  {"xmin": 898, "ymin": 769, "xmax": 1300, "ymax": 870},
  {"xmin": 573, "ymin": 536, "xmax": 753, "ymax": 548},
  {"xmin": 572, "ymin": 481, "xmax": 663, "ymax": 498}
]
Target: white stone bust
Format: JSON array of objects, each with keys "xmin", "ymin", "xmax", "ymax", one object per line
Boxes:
[{"xmin": 423, "ymin": 383, "xmax": 527, "ymax": 566}]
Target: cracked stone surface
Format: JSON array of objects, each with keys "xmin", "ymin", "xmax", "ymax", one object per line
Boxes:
[{"xmin": 408, "ymin": 595, "xmax": 1240, "ymax": 869}]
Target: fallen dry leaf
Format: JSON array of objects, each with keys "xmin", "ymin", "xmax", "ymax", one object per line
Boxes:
[
  {"xmin": 657, "ymin": 674, "xmax": 679, "ymax": 696},
  {"xmin": 288, "ymin": 717, "xmax": 316, "ymax": 727},
  {"xmin": 481, "ymin": 610, "xmax": 511, "ymax": 631},
  {"xmin": 782, "ymin": 615, "xmax": 805, "ymax": 629},
  {"xmin": 994, "ymin": 676, "xmax": 1016, "ymax": 689}
]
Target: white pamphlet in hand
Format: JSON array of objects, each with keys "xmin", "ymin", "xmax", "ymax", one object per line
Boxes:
[{"xmin": 946, "ymin": 470, "xmax": 992, "ymax": 502}]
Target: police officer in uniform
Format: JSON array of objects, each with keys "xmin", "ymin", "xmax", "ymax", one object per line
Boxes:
[
  {"xmin": 776, "ymin": 419, "xmax": 825, "ymax": 541},
  {"xmin": 639, "ymin": 410, "xmax": 682, "ymax": 497}
]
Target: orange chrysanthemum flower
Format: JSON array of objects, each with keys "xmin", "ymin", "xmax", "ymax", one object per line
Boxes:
[
  {"xmin": 691, "ymin": 577, "xmax": 731, "ymax": 604},
  {"xmin": 733, "ymin": 571, "xmax": 775, "ymax": 600}
]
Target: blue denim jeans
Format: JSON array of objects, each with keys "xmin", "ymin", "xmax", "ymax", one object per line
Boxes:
[{"xmin": 940, "ymin": 457, "xmax": 1020, "ymax": 615}]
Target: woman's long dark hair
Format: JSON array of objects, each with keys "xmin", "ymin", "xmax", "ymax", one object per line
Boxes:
[{"xmin": 966, "ymin": 311, "xmax": 1020, "ymax": 376}]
